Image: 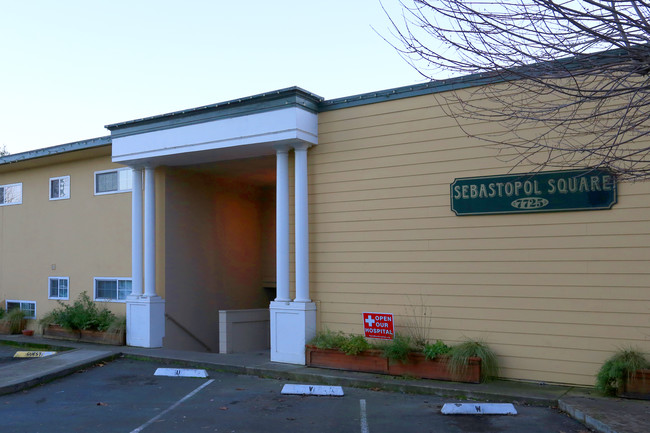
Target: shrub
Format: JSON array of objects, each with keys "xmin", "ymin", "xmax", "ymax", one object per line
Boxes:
[
  {"xmin": 309, "ymin": 329, "xmax": 348, "ymax": 350},
  {"xmin": 2, "ymin": 308, "xmax": 26, "ymax": 333},
  {"xmin": 382, "ymin": 333, "xmax": 415, "ymax": 364},
  {"xmin": 596, "ymin": 348, "xmax": 649, "ymax": 396},
  {"xmin": 340, "ymin": 334, "xmax": 372, "ymax": 355},
  {"xmin": 423, "ymin": 340, "xmax": 451, "ymax": 360},
  {"xmin": 449, "ymin": 339, "xmax": 499, "ymax": 382},
  {"xmin": 309, "ymin": 330, "xmax": 375, "ymax": 355},
  {"xmin": 42, "ymin": 292, "xmax": 122, "ymax": 332}
]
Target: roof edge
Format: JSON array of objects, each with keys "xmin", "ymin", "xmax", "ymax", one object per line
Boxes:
[
  {"xmin": 319, "ymin": 73, "xmax": 497, "ymax": 111},
  {"xmin": 0, "ymin": 136, "xmax": 111, "ymax": 166},
  {"xmin": 106, "ymin": 86, "xmax": 324, "ymax": 132}
]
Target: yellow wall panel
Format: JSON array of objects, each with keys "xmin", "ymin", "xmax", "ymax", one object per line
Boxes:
[
  {"xmin": 0, "ymin": 151, "xmax": 130, "ymax": 322},
  {"xmin": 311, "ymin": 92, "xmax": 650, "ymax": 386}
]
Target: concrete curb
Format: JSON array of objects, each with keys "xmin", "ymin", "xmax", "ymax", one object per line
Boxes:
[
  {"xmin": 0, "ymin": 349, "xmax": 120, "ymax": 396},
  {"xmin": 559, "ymin": 399, "xmax": 617, "ymax": 433}
]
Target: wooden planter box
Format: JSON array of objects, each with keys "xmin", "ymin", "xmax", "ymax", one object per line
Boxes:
[
  {"xmin": 305, "ymin": 345, "xmax": 482, "ymax": 383},
  {"xmin": 43, "ymin": 325, "xmax": 125, "ymax": 346},
  {"xmin": 306, "ymin": 346, "xmax": 388, "ymax": 374},
  {"xmin": 388, "ymin": 353, "xmax": 481, "ymax": 383},
  {"xmin": 618, "ymin": 369, "xmax": 650, "ymax": 400},
  {"xmin": 80, "ymin": 329, "xmax": 125, "ymax": 346},
  {"xmin": 43, "ymin": 324, "xmax": 81, "ymax": 340}
]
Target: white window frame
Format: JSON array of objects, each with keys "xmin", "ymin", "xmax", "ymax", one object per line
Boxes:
[
  {"xmin": 48, "ymin": 277, "xmax": 70, "ymax": 300},
  {"xmin": 94, "ymin": 168, "xmax": 132, "ymax": 196},
  {"xmin": 93, "ymin": 277, "xmax": 132, "ymax": 302},
  {"xmin": 0, "ymin": 182, "xmax": 23, "ymax": 206},
  {"xmin": 5, "ymin": 300, "xmax": 36, "ymax": 319},
  {"xmin": 49, "ymin": 175, "xmax": 70, "ymax": 200}
]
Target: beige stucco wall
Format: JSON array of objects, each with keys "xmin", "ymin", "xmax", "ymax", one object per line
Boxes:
[
  {"xmin": 311, "ymin": 92, "xmax": 650, "ymax": 386},
  {"xmin": 0, "ymin": 149, "xmax": 131, "ymax": 328}
]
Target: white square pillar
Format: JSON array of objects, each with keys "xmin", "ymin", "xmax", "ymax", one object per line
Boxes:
[
  {"xmin": 126, "ymin": 296, "xmax": 165, "ymax": 348},
  {"xmin": 270, "ymin": 301, "xmax": 316, "ymax": 364}
]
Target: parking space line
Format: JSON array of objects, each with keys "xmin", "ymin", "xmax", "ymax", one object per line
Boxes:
[
  {"xmin": 129, "ymin": 379, "xmax": 215, "ymax": 433},
  {"xmin": 360, "ymin": 399, "xmax": 369, "ymax": 433}
]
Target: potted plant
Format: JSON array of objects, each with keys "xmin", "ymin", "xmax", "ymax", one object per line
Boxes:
[{"xmin": 596, "ymin": 348, "xmax": 650, "ymax": 399}]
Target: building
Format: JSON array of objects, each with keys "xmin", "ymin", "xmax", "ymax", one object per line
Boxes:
[{"xmin": 1, "ymin": 79, "xmax": 648, "ymax": 387}]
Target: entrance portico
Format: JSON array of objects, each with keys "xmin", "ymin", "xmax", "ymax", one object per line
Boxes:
[{"xmin": 106, "ymin": 88, "xmax": 322, "ymax": 363}]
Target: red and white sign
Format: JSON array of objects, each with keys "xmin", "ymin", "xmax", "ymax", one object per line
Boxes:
[{"xmin": 363, "ymin": 312, "xmax": 394, "ymax": 340}]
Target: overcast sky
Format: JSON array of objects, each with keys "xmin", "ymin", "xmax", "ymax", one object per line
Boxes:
[{"xmin": 0, "ymin": 0, "xmax": 426, "ymax": 154}]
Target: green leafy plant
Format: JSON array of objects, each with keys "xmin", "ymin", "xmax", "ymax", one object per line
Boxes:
[
  {"xmin": 423, "ymin": 340, "xmax": 451, "ymax": 360},
  {"xmin": 309, "ymin": 330, "xmax": 374, "ymax": 355},
  {"xmin": 596, "ymin": 348, "xmax": 649, "ymax": 396},
  {"xmin": 41, "ymin": 292, "xmax": 122, "ymax": 332},
  {"xmin": 340, "ymin": 334, "xmax": 372, "ymax": 355},
  {"xmin": 309, "ymin": 329, "xmax": 348, "ymax": 350},
  {"xmin": 382, "ymin": 333, "xmax": 415, "ymax": 364},
  {"xmin": 448, "ymin": 339, "xmax": 499, "ymax": 382},
  {"xmin": 0, "ymin": 307, "xmax": 5, "ymax": 320}
]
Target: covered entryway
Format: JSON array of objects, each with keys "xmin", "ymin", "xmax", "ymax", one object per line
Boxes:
[
  {"xmin": 163, "ymin": 157, "xmax": 276, "ymax": 352},
  {"xmin": 105, "ymin": 88, "xmax": 321, "ymax": 364}
]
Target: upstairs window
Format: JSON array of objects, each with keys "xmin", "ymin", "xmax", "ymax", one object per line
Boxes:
[
  {"xmin": 0, "ymin": 183, "xmax": 22, "ymax": 206},
  {"xmin": 48, "ymin": 277, "xmax": 69, "ymax": 300},
  {"xmin": 49, "ymin": 176, "xmax": 70, "ymax": 200},
  {"xmin": 95, "ymin": 168, "xmax": 132, "ymax": 195}
]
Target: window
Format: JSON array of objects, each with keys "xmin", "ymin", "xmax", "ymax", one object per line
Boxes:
[
  {"xmin": 48, "ymin": 277, "xmax": 69, "ymax": 300},
  {"xmin": 0, "ymin": 183, "xmax": 22, "ymax": 206},
  {"xmin": 95, "ymin": 168, "xmax": 132, "ymax": 195},
  {"xmin": 94, "ymin": 278, "xmax": 131, "ymax": 301},
  {"xmin": 6, "ymin": 300, "xmax": 36, "ymax": 319},
  {"xmin": 49, "ymin": 176, "xmax": 70, "ymax": 200}
]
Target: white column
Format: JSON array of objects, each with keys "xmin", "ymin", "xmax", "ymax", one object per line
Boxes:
[
  {"xmin": 130, "ymin": 167, "xmax": 143, "ymax": 298},
  {"xmin": 144, "ymin": 166, "xmax": 156, "ymax": 297},
  {"xmin": 275, "ymin": 146, "xmax": 291, "ymax": 302},
  {"xmin": 127, "ymin": 165, "xmax": 164, "ymax": 348},
  {"xmin": 293, "ymin": 143, "xmax": 311, "ymax": 303}
]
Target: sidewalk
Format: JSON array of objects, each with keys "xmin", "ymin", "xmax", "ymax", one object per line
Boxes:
[{"xmin": 1, "ymin": 335, "xmax": 648, "ymax": 433}]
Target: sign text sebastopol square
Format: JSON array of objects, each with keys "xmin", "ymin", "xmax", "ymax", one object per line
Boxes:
[{"xmin": 450, "ymin": 169, "xmax": 617, "ymax": 216}]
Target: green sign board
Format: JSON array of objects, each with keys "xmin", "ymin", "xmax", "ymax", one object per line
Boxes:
[{"xmin": 450, "ymin": 169, "xmax": 617, "ymax": 216}]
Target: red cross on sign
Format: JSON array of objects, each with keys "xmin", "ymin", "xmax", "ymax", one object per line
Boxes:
[{"xmin": 362, "ymin": 312, "xmax": 394, "ymax": 340}]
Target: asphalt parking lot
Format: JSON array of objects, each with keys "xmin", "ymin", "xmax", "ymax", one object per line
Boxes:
[{"xmin": 0, "ymin": 356, "xmax": 590, "ymax": 433}]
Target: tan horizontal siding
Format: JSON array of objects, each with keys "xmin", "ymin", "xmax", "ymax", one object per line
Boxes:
[{"xmin": 310, "ymin": 92, "xmax": 650, "ymax": 386}]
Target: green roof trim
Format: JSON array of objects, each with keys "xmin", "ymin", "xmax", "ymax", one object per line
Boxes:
[
  {"xmin": 106, "ymin": 87, "xmax": 324, "ymax": 139},
  {"xmin": 318, "ymin": 72, "xmax": 498, "ymax": 111},
  {"xmin": 0, "ymin": 136, "xmax": 111, "ymax": 166}
]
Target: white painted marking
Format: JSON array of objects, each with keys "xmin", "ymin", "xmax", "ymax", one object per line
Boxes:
[
  {"xmin": 129, "ymin": 379, "xmax": 214, "ymax": 433},
  {"xmin": 281, "ymin": 384, "xmax": 344, "ymax": 396},
  {"xmin": 13, "ymin": 351, "xmax": 57, "ymax": 358},
  {"xmin": 154, "ymin": 368, "xmax": 208, "ymax": 378},
  {"xmin": 360, "ymin": 399, "xmax": 369, "ymax": 433},
  {"xmin": 441, "ymin": 403, "xmax": 517, "ymax": 415}
]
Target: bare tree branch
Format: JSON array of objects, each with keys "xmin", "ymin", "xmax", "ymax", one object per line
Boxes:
[{"xmin": 383, "ymin": 0, "xmax": 650, "ymax": 180}]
